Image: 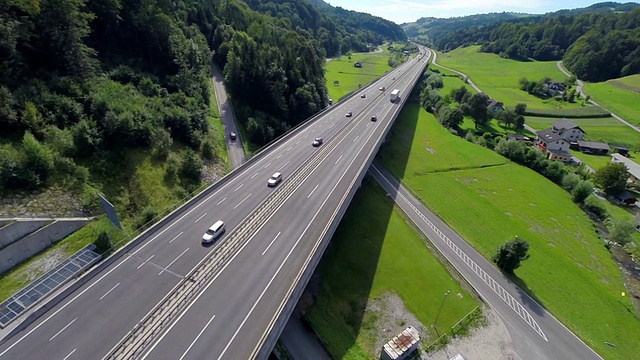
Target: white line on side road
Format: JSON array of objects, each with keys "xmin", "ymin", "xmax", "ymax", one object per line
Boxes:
[
  {"xmin": 251, "ymin": 172, "xmax": 259, "ymax": 179},
  {"xmin": 234, "ymin": 193, "xmax": 252, "ymax": 210},
  {"xmin": 276, "ymin": 154, "xmax": 282, "ymax": 159},
  {"xmin": 264, "ymin": 163, "xmax": 272, "ymax": 169},
  {"xmin": 216, "ymin": 197, "xmax": 227, "ymax": 206},
  {"xmin": 49, "ymin": 318, "xmax": 77, "ymax": 342},
  {"xmin": 335, "ymin": 155, "xmax": 343, "ymax": 165},
  {"xmin": 262, "ymin": 232, "xmax": 282, "ymax": 256},
  {"xmin": 137, "ymin": 255, "xmax": 155, "ymax": 269},
  {"xmin": 159, "ymin": 248, "xmax": 189, "ymax": 276},
  {"xmin": 178, "ymin": 314, "xmax": 216, "ymax": 360},
  {"xmin": 283, "ymin": 160, "xmax": 290, "ymax": 167},
  {"xmin": 62, "ymin": 349, "xmax": 77, "ymax": 360},
  {"xmin": 169, "ymin": 232, "xmax": 183, "ymax": 244},
  {"xmin": 307, "ymin": 184, "xmax": 319, "ymax": 199},
  {"xmin": 99, "ymin": 283, "xmax": 121, "ymax": 300},
  {"xmin": 194, "ymin": 213, "xmax": 207, "ymax": 223},
  {"xmin": 234, "ymin": 184, "xmax": 244, "ymax": 192}
]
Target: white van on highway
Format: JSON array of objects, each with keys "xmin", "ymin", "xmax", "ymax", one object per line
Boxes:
[{"xmin": 202, "ymin": 220, "xmax": 225, "ymax": 244}]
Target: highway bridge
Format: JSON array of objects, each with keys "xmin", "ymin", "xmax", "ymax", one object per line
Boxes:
[{"xmin": 0, "ymin": 50, "xmax": 429, "ymax": 359}]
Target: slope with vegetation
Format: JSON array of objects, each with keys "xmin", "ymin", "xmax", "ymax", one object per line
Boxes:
[{"xmin": 432, "ymin": 3, "xmax": 640, "ymax": 81}]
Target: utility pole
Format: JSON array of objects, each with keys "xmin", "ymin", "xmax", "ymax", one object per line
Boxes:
[{"xmin": 432, "ymin": 290, "xmax": 451, "ymax": 337}]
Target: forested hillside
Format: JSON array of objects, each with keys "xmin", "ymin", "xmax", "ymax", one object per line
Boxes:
[
  {"xmin": 402, "ymin": 12, "xmax": 532, "ymax": 44},
  {"xmin": 432, "ymin": 6, "xmax": 640, "ymax": 81},
  {"xmin": 0, "ymin": 0, "xmax": 399, "ymax": 221}
]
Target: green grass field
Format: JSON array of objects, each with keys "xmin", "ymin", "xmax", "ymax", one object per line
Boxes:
[
  {"xmin": 325, "ymin": 52, "xmax": 393, "ymax": 101},
  {"xmin": 526, "ymin": 116, "xmax": 640, "ymax": 148},
  {"xmin": 379, "ymin": 102, "xmax": 640, "ymax": 360},
  {"xmin": 307, "ymin": 180, "xmax": 478, "ymax": 359},
  {"xmin": 569, "ymin": 150, "xmax": 611, "ymax": 171},
  {"xmin": 435, "ymin": 46, "xmax": 596, "ymax": 112},
  {"xmin": 584, "ymin": 74, "xmax": 640, "ymax": 127}
]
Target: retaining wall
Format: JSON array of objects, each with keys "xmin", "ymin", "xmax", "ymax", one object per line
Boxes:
[
  {"xmin": 0, "ymin": 219, "xmax": 52, "ymax": 249},
  {"xmin": 0, "ymin": 219, "xmax": 91, "ymax": 275}
]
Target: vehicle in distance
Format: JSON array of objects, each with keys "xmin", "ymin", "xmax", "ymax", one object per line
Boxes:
[
  {"xmin": 345, "ymin": 111, "xmax": 353, "ymax": 117},
  {"xmin": 267, "ymin": 172, "xmax": 283, "ymax": 187},
  {"xmin": 230, "ymin": 131, "xmax": 237, "ymax": 140},
  {"xmin": 390, "ymin": 89, "xmax": 400, "ymax": 103},
  {"xmin": 360, "ymin": 93, "xmax": 366, "ymax": 98},
  {"xmin": 312, "ymin": 137, "xmax": 323, "ymax": 147},
  {"xmin": 202, "ymin": 220, "xmax": 225, "ymax": 244},
  {"xmin": 379, "ymin": 86, "xmax": 385, "ymax": 91},
  {"xmin": 371, "ymin": 115, "xmax": 377, "ymax": 122}
]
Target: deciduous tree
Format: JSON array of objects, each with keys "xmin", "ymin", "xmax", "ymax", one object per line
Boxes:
[{"xmin": 493, "ymin": 237, "xmax": 530, "ymax": 273}]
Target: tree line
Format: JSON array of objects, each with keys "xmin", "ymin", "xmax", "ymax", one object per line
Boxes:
[{"xmin": 432, "ymin": 8, "xmax": 640, "ymax": 81}]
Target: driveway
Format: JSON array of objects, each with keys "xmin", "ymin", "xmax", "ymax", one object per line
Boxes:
[{"xmin": 211, "ymin": 62, "xmax": 247, "ymax": 168}]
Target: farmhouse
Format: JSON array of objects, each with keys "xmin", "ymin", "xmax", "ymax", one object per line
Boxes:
[
  {"xmin": 486, "ymin": 99, "xmax": 505, "ymax": 114},
  {"xmin": 611, "ymin": 153, "xmax": 640, "ymax": 187},
  {"xmin": 535, "ymin": 129, "xmax": 572, "ymax": 162},
  {"xmin": 552, "ymin": 119, "xmax": 585, "ymax": 142},
  {"xmin": 577, "ymin": 140, "xmax": 610, "ymax": 155},
  {"xmin": 546, "ymin": 81, "xmax": 566, "ymax": 96}
]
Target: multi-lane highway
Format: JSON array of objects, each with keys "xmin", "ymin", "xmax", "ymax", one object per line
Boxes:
[{"xmin": 0, "ymin": 51, "xmax": 427, "ymax": 359}]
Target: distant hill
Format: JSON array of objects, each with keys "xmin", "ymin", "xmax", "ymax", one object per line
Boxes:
[
  {"xmin": 402, "ymin": 2, "xmax": 640, "ymax": 45},
  {"xmin": 430, "ymin": 3, "xmax": 640, "ymax": 82},
  {"xmin": 402, "ymin": 12, "xmax": 534, "ymax": 44},
  {"xmin": 243, "ymin": 0, "xmax": 406, "ymax": 55}
]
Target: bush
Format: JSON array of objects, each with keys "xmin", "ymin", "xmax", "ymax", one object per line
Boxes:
[
  {"xmin": 151, "ymin": 128, "xmax": 173, "ymax": 159},
  {"xmin": 583, "ymin": 194, "xmax": 608, "ymax": 220},
  {"xmin": 180, "ymin": 149, "xmax": 202, "ymax": 184},
  {"xmin": 93, "ymin": 231, "xmax": 113, "ymax": 255},
  {"xmin": 201, "ymin": 137, "xmax": 216, "ymax": 160},
  {"xmin": 605, "ymin": 216, "xmax": 635, "ymax": 246},
  {"xmin": 465, "ymin": 131, "xmax": 474, "ymax": 142},
  {"xmin": 561, "ymin": 173, "xmax": 581, "ymax": 191},
  {"xmin": 135, "ymin": 205, "xmax": 157, "ymax": 230},
  {"xmin": 22, "ymin": 131, "xmax": 55, "ymax": 185},
  {"xmin": 493, "ymin": 237, "xmax": 530, "ymax": 273},
  {"xmin": 572, "ymin": 180, "xmax": 594, "ymax": 204}
]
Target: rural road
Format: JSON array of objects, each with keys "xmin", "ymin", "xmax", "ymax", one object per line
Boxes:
[
  {"xmin": 369, "ymin": 161, "xmax": 602, "ymax": 360},
  {"xmin": 556, "ymin": 61, "xmax": 640, "ymax": 134},
  {"xmin": 211, "ymin": 62, "xmax": 247, "ymax": 168}
]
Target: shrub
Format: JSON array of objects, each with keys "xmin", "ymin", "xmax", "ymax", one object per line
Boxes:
[
  {"xmin": 93, "ymin": 231, "xmax": 113, "ymax": 255},
  {"xmin": 165, "ymin": 152, "xmax": 181, "ymax": 182},
  {"xmin": 22, "ymin": 131, "xmax": 55, "ymax": 185},
  {"xmin": 583, "ymin": 194, "xmax": 608, "ymax": 220},
  {"xmin": 605, "ymin": 216, "xmax": 635, "ymax": 246},
  {"xmin": 465, "ymin": 131, "xmax": 474, "ymax": 142},
  {"xmin": 572, "ymin": 180, "xmax": 594, "ymax": 204},
  {"xmin": 151, "ymin": 128, "xmax": 173, "ymax": 159},
  {"xmin": 201, "ymin": 137, "xmax": 216, "ymax": 160},
  {"xmin": 135, "ymin": 205, "xmax": 157, "ymax": 230},
  {"xmin": 561, "ymin": 173, "xmax": 581, "ymax": 191},
  {"xmin": 180, "ymin": 149, "xmax": 202, "ymax": 184}
]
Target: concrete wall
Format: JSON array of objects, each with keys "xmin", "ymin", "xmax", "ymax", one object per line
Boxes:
[
  {"xmin": 0, "ymin": 219, "xmax": 91, "ymax": 275},
  {"xmin": 0, "ymin": 219, "xmax": 52, "ymax": 250},
  {"xmin": 0, "ymin": 220, "xmax": 12, "ymax": 229}
]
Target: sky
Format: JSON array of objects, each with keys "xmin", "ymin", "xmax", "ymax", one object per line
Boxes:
[{"xmin": 324, "ymin": 0, "xmax": 628, "ymax": 24}]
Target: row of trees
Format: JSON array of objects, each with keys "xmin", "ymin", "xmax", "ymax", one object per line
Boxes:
[
  {"xmin": 419, "ymin": 71, "xmax": 526, "ymax": 131},
  {"xmin": 433, "ymin": 8, "xmax": 640, "ymax": 81}
]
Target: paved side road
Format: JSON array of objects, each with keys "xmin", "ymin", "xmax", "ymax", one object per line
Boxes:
[
  {"xmin": 211, "ymin": 62, "xmax": 247, "ymax": 168},
  {"xmin": 368, "ymin": 161, "xmax": 602, "ymax": 360}
]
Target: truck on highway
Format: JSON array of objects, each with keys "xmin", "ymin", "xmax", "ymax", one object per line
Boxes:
[{"xmin": 390, "ymin": 89, "xmax": 400, "ymax": 103}]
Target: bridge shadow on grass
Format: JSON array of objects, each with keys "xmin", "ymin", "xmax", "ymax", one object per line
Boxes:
[
  {"xmin": 303, "ymin": 99, "xmax": 420, "ymax": 358},
  {"xmin": 303, "ymin": 178, "xmax": 396, "ymax": 359},
  {"xmin": 375, "ymin": 98, "xmax": 422, "ymax": 180}
]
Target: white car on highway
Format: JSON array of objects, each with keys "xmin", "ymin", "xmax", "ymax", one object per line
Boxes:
[
  {"xmin": 267, "ymin": 172, "xmax": 283, "ymax": 187},
  {"xmin": 202, "ymin": 220, "xmax": 225, "ymax": 244}
]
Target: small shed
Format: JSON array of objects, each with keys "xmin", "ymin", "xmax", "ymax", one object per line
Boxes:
[
  {"xmin": 354, "ymin": 61, "xmax": 362, "ymax": 68},
  {"xmin": 577, "ymin": 141, "xmax": 610, "ymax": 155},
  {"xmin": 616, "ymin": 147, "xmax": 630, "ymax": 157},
  {"xmin": 615, "ymin": 190, "xmax": 637, "ymax": 205},
  {"xmin": 507, "ymin": 133, "xmax": 530, "ymax": 142},
  {"xmin": 381, "ymin": 326, "xmax": 420, "ymax": 360}
]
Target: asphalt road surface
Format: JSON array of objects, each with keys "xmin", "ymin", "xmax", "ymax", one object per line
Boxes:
[
  {"xmin": 369, "ymin": 162, "xmax": 602, "ymax": 360},
  {"xmin": 0, "ymin": 55, "xmax": 426, "ymax": 360},
  {"xmin": 211, "ymin": 62, "xmax": 247, "ymax": 168}
]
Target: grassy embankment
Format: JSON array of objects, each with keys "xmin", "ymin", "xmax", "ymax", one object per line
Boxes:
[
  {"xmin": 325, "ymin": 52, "xmax": 393, "ymax": 101},
  {"xmin": 378, "ymin": 99, "xmax": 640, "ymax": 360}
]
